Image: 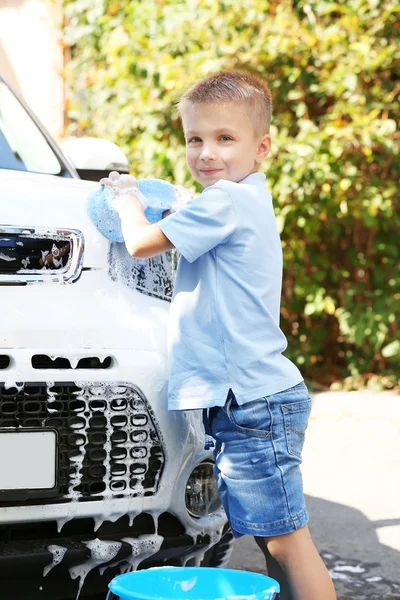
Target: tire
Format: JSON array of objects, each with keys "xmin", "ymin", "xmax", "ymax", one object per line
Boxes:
[{"xmin": 201, "ymin": 527, "xmax": 235, "ymax": 568}]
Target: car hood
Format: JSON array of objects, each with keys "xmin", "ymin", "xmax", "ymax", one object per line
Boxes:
[{"xmin": 1, "ymin": 169, "xmax": 109, "ymax": 268}]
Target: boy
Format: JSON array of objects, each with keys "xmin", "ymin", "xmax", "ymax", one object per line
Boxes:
[{"xmin": 100, "ymin": 71, "xmax": 336, "ymax": 600}]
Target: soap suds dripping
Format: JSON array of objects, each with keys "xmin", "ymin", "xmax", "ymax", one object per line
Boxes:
[
  {"xmin": 100, "ymin": 534, "xmax": 164, "ymax": 575},
  {"xmin": 43, "ymin": 545, "xmax": 68, "ymax": 577},
  {"xmin": 69, "ymin": 539, "xmax": 121, "ymax": 600}
]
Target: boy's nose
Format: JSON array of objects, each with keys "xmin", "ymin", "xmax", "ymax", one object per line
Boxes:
[{"xmin": 199, "ymin": 145, "xmax": 217, "ymax": 161}]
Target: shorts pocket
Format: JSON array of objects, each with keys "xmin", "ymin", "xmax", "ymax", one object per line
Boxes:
[
  {"xmin": 281, "ymin": 399, "xmax": 311, "ymax": 457},
  {"xmin": 226, "ymin": 396, "xmax": 272, "ymax": 439}
]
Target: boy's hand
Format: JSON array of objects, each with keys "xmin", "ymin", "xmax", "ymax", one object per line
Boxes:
[{"xmin": 99, "ymin": 171, "xmax": 148, "ymax": 211}]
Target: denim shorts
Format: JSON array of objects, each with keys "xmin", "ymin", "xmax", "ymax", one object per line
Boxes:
[{"xmin": 208, "ymin": 381, "xmax": 311, "ymax": 538}]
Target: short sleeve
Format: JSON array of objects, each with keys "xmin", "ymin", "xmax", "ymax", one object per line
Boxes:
[{"xmin": 158, "ymin": 185, "xmax": 236, "ymax": 263}]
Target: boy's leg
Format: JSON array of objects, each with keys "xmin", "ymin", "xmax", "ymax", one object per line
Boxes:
[
  {"xmin": 255, "ymin": 525, "xmax": 337, "ymax": 600},
  {"xmin": 262, "ymin": 544, "xmax": 294, "ymax": 600},
  {"xmin": 210, "ymin": 384, "xmax": 334, "ymax": 599}
]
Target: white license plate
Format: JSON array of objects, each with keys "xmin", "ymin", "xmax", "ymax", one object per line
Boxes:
[{"xmin": 0, "ymin": 430, "xmax": 57, "ymax": 490}]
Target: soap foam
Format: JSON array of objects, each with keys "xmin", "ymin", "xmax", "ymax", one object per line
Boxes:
[
  {"xmin": 51, "ymin": 381, "xmax": 166, "ymax": 532},
  {"xmin": 178, "ymin": 576, "xmax": 198, "ymax": 592},
  {"xmin": 98, "ymin": 533, "xmax": 164, "ymax": 576},
  {"xmin": 108, "ymin": 241, "xmax": 176, "ymax": 302},
  {"xmin": 69, "ymin": 539, "xmax": 122, "ymax": 600},
  {"xmin": 43, "ymin": 544, "xmax": 68, "ymax": 577},
  {"xmin": 118, "ymin": 534, "xmax": 163, "ymax": 574}
]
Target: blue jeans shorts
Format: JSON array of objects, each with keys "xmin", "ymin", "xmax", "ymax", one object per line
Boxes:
[{"xmin": 207, "ymin": 382, "xmax": 311, "ymax": 539}]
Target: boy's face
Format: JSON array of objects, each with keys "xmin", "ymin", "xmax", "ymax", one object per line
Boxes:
[{"xmin": 181, "ymin": 101, "xmax": 271, "ymax": 188}]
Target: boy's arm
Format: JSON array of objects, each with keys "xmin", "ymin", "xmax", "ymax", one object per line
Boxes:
[
  {"xmin": 100, "ymin": 172, "xmax": 174, "ymax": 258},
  {"xmin": 118, "ymin": 194, "xmax": 174, "ymax": 258},
  {"xmin": 101, "ymin": 171, "xmax": 236, "ymax": 264}
]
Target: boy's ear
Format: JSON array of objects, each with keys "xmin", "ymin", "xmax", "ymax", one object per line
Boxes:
[{"xmin": 256, "ymin": 134, "xmax": 271, "ymax": 163}]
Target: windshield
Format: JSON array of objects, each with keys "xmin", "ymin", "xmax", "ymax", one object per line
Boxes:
[{"xmin": 0, "ymin": 81, "xmax": 63, "ymax": 175}]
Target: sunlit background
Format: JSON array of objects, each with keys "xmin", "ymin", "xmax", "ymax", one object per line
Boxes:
[{"xmin": 1, "ymin": 0, "xmax": 398, "ymax": 391}]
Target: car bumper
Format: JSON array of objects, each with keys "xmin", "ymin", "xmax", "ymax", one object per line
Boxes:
[{"xmin": 0, "ymin": 531, "xmax": 212, "ymax": 599}]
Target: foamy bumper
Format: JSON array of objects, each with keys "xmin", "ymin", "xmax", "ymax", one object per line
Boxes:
[
  {"xmin": 0, "ymin": 355, "xmax": 226, "ymax": 533},
  {"xmin": 0, "ymin": 348, "xmax": 226, "ymax": 596},
  {"xmin": 0, "ymin": 400, "xmax": 226, "ymax": 597}
]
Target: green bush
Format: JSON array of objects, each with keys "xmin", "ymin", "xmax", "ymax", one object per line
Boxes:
[{"xmin": 63, "ymin": 0, "xmax": 399, "ymax": 389}]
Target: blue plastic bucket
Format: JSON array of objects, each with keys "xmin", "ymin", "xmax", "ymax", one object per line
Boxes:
[{"xmin": 107, "ymin": 566, "xmax": 280, "ymax": 600}]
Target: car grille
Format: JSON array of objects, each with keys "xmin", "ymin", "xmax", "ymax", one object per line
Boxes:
[{"xmin": 0, "ymin": 382, "xmax": 165, "ymax": 502}]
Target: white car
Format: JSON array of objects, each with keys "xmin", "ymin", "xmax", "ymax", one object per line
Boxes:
[{"xmin": 0, "ymin": 75, "xmax": 231, "ymax": 600}]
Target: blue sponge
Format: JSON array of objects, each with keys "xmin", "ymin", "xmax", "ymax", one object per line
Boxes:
[{"xmin": 87, "ymin": 178, "xmax": 177, "ymax": 243}]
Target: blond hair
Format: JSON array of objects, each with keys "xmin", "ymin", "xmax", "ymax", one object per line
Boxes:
[{"xmin": 177, "ymin": 71, "xmax": 272, "ymax": 133}]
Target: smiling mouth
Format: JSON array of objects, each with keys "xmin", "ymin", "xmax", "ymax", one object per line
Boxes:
[{"xmin": 199, "ymin": 168, "xmax": 223, "ymax": 174}]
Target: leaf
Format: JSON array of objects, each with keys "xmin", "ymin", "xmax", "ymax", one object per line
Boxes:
[{"xmin": 381, "ymin": 341, "xmax": 400, "ymax": 358}]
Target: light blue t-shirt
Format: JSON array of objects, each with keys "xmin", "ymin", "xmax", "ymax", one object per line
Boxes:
[{"xmin": 158, "ymin": 172, "xmax": 303, "ymax": 410}]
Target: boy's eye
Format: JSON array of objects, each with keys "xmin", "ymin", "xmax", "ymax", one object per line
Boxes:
[
  {"xmin": 187, "ymin": 136, "xmax": 201, "ymax": 144},
  {"xmin": 220, "ymin": 135, "xmax": 233, "ymax": 141}
]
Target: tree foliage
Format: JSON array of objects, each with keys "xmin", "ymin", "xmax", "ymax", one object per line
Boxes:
[{"xmin": 63, "ymin": 0, "xmax": 399, "ymax": 389}]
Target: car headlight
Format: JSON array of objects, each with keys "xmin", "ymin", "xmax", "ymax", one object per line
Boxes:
[{"xmin": 185, "ymin": 461, "xmax": 221, "ymax": 518}]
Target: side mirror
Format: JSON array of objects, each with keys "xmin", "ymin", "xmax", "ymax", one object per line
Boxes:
[{"xmin": 60, "ymin": 137, "xmax": 130, "ymax": 181}]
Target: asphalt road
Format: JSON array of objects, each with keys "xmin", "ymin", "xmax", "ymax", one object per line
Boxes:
[{"xmin": 227, "ymin": 390, "xmax": 400, "ymax": 599}]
